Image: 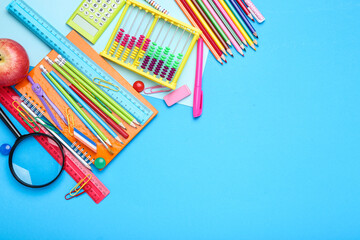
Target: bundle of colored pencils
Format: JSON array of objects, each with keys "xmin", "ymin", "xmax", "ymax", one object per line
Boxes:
[{"xmin": 175, "ymin": 0, "xmax": 265, "ymax": 64}]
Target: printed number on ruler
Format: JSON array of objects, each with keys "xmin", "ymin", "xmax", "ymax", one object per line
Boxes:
[{"xmin": 7, "ymin": 0, "xmax": 153, "ymax": 125}]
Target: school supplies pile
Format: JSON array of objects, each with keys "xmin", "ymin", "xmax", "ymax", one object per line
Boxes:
[
  {"xmin": 3, "ymin": 0, "xmax": 158, "ymax": 203},
  {"xmin": 175, "ymin": 0, "xmax": 265, "ymax": 64},
  {"xmin": 100, "ymin": 0, "xmax": 201, "ymax": 90}
]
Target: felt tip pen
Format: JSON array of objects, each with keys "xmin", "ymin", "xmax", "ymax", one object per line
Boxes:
[{"xmin": 193, "ymin": 38, "xmax": 203, "ymax": 118}]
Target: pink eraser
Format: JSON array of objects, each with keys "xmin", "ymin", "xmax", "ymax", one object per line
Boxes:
[{"xmin": 164, "ymin": 85, "xmax": 191, "ymax": 107}]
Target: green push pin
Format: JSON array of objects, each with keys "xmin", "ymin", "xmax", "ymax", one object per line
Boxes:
[{"xmin": 95, "ymin": 157, "xmax": 107, "ymax": 169}]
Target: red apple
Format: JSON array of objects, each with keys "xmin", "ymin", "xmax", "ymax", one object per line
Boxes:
[{"xmin": 0, "ymin": 39, "xmax": 29, "ymax": 87}]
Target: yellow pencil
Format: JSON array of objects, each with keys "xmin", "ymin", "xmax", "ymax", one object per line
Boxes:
[
  {"xmin": 185, "ymin": 0, "xmax": 227, "ymax": 55},
  {"xmin": 218, "ymin": 0, "xmax": 256, "ymax": 50}
]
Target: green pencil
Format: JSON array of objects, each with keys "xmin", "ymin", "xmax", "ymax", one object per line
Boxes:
[
  {"xmin": 197, "ymin": 0, "xmax": 231, "ymax": 46},
  {"xmin": 58, "ymin": 55, "xmax": 140, "ymax": 127}
]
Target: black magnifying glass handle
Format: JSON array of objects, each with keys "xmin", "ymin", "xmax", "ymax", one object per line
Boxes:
[{"xmin": 0, "ymin": 106, "xmax": 22, "ymax": 139}]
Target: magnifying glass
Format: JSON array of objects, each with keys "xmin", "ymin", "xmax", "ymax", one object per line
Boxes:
[{"xmin": 0, "ymin": 106, "xmax": 65, "ymax": 188}]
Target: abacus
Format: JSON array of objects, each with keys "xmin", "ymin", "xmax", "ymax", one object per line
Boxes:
[{"xmin": 101, "ymin": 0, "xmax": 202, "ymax": 90}]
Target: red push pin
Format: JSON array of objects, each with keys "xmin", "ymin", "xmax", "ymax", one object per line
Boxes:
[{"xmin": 133, "ymin": 81, "xmax": 145, "ymax": 93}]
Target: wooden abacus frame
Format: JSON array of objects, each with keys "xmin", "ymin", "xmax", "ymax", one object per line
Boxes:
[{"xmin": 101, "ymin": 0, "xmax": 202, "ymax": 90}]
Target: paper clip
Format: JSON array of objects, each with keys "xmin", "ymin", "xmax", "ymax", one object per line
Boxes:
[
  {"xmin": 12, "ymin": 101, "xmax": 40, "ymax": 133},
  {"xmin": 35, "ymin": 117, "xmax": 60, "ymax": 134},
  {"xmin": 65, "ymin": 189, "xmax": 86, "ymax": 200},
  {"xmin": 143, "ymin": 85, "xmax": 172, "ymax": 94},
  {"xmin": 93, "ymin": 77, "xmax": 120, "ymax": 92},
  {"xmin": 66, "ymin": 108, "xmax": 74, "ymax": 136},
  {"xmin": 67, "ymin": 174, "xmax": 92, "ymax": 198}
]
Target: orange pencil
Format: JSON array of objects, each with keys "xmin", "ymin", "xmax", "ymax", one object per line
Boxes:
[{"xmin": 176, "ymin": 0, "xmax": 225, "ymax": 64}]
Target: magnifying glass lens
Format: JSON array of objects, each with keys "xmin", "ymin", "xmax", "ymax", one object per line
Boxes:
[{"xmin": 10, "ymin": 134, "xmax": 64, "ymax": 187}]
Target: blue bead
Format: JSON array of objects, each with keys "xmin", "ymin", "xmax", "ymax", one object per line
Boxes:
[{"xmin": 0, "ymin": 144, "xmax": 11, "ymax": 156}]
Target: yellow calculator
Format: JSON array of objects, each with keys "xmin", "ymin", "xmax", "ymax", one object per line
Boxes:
[{"xmin": 67, "ymin": 0, "xmax": 125, "ymax": 44}]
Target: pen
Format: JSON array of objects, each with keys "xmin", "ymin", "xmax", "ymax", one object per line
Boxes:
[{"xmin": 193, "ymin": 38, "xmax": 203, "ymax": 118}]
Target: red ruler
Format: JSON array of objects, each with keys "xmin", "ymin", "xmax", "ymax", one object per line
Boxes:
[{"xmin": 0, "ymin": 86, "xmax": 109, "ymax": 204}]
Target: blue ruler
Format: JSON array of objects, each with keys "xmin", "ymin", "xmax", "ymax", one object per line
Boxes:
[{"xmin": 7, "ymin": 0, "xmax": 153, "ymax": 125}]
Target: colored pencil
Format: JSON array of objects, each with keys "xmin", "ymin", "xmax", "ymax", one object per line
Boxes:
[
  {"xmin": 180, "ymin": 0, "xmax": 226, "ymax": 62},
  {"xmin": 185, "ymin": 0, "xmax": 228, "ymax": 56},
  {"xmin": 196, "ymin": 0, "xmax": 231, "ymax": 46},
  {"xmin": 208, "ymin": 0, "xmax": 245, "ymax": 50},
  {"xmin": 45, "ymin": 56, "xmax": 127, "ymax": 130},
  {"xmin": 229, "ymin": 0, "xmax": 258, "ymax": 38},
  {"xmin": 213, "ymin": 0, "xmax": 247, "ymax": 46},
  {"xmin": 53, "ymin": 57, "xmax": 137, "ymax": 128},
  {"xmin": 50, "ymin": 71, "xmax": 123, "ymax": 144},
  {"xmin": 41, "ymin": 68, "xmax": 112, "ymax": 148},
  {"xmin": 58, "ymin": 56, "xmax": 140, "ymax": 127},
  {"xmin": 70, "ymin": 84, "xmax": 129, "ymax": 140},
  {"xmin": 203, "ymin": 0, "xmax": 243, "ymax": 55},
  {"xmin": 236, "ymin": 0, "xmax": 254, "ymax": 21},
  {"xmin": 218, "ymin": 0, "xmax": 256, "ymax": 49},
  {"xmin": 191, "ymin": 0, "xmax": 233, "ymax": 56},
  {"xmin": 176, "ymin": 0, "xmax": 225, "ymax": 64},
  {"xmin": 48, "ymin": 71, "xmax": 113, "ymax": 147},
  {"xmin": 224, "ymin": 0, "xmax": 257, "ymax": 45}
]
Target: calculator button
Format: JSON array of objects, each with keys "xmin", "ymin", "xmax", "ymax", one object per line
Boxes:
[
  {"xmin": 84, "ymin": 11, "xmax": 89, "ymax": 15},
  {"xmin": 89, "ymin": 15, "xmax": 94, "ymax": 19},
  {"xmin": 101, "ymin": 17, "xmax": 107, "ymax": 22},
  {"xmin": 79, "ymin": 7, "xmax": 84, "ymax": 12},
  {"xmin": 89, "ymin": 8, "xmax": 95, "ymax": 12},
  {"xmin": 115, "ymin": 0, "xmax": 121, "ymax": 3},
  {"xmin": 92, "ymin": 3, "xmax": 98, "ymax": 8},
  {"xmin": 96, "ymin": 0, "xmax": 101, "ymax": 3},
  {"xmin": 105, "ymin": 12, "xmax": 110, "ymax": 18},
  {"xmin": 106, "ymin": 0, "xmax": 111, "ymax": 3},
  {"xmin": 108, "ymin": 8, "xmax": 113, "ymax": 13},
  {"xmin": 83, "ymin": 3, "xmax": 89, "ymax": 8},
  {"xmin": 95, "ymin": 12, "xmax": 101, "ymax": 17},
  {"xmin": 102, "ymin": 3, "xmax": 107, "ymax": 8},
  {"xmin": 99, "ymin": 8, "xmax": 104, "ymax": 13},
  {"xmin": 111, "ymin": 3, "xmax": 117, "ymax": 8},
  {"xmin": 86, "ymin": 0, "xmax": 92, "ymax": 3},
  {"xmin": 99, "ymin": 22, "xmax": 104, "ymax": 27},
  {"xmin": 94, "ymin": 18, "xmax": 99, "ymax": 23}
]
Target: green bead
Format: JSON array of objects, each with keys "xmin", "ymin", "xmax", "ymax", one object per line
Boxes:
[{"xmin": 95, "ymin": 157, "xmax": 107, "ymax": 169}]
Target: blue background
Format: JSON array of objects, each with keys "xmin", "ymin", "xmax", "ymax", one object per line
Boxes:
[{"xmin": 1, "ymin": 0, "xmax": 360, "ymax": 239}]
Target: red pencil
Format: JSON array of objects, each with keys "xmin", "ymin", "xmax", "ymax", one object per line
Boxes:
[
  {"xmin": 180, "ymin": 0, "xmax": 226, "ymax": 62},
  {"xmin": 236, "ymin": 0, "xmax": 254, "ymax": 21},
  {"xmin": 69, "ymin": 84, "xmax": 129, "ymax": 139}
]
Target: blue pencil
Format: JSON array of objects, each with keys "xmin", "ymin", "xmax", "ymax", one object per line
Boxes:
[
  {"xmin": 49, "ymin": 71, "xmax": 123, "ymax": 144},
  {"xmin": 227, "ymin": 0, "xmax": 257, "ymax": 38}
]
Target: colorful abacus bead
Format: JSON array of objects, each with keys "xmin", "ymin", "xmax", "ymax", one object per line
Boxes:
[
  {"xmin": 141, "ymin": 42, "xmax": 156, "ymax": 69},
  {"xmin": 115, "ymin": 33, "xmax": 130, "ymax": 58},
  {"xmin": 122, "ymin": 36, "xmax": 136, "ymax": 62},
  {"xmin": 130, "ymin": 35, "xmax": 145, "ymax": 60},
  {"xmin": 138, "ymin": 38, "xmax": 151, "ymax": 60},
  {"xmin": 148, "ymin": 46, "xmax": 163, "ymax": 71},
  {"xmin": 154, "ymin": 55, "xmax": 166, "ymax": 75},
  {"xmin": 161, "ymin": 53, "xmax": 175, "ymax": 78},
  {"xmin": 167, "ymin": 54, "xmax": 183, "ymax": 81},
  {"xmin": 109, "ymin": 29, "xmax": 124, "ymax": 55}
]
